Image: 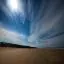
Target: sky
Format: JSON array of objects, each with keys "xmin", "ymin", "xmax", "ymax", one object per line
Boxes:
[{"xmin": 0, "ymin": 0, "xmax": 64, "ymax": 48}]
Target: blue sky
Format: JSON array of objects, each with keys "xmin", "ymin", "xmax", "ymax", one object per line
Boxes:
[{"xmin": 0, "ymin": 0, "xmax": 64, "ymax": 48}]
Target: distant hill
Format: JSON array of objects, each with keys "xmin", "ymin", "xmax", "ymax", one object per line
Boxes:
[{"xmin": 0, "ymin": 42, "xmax": 35, "ymax": 48}]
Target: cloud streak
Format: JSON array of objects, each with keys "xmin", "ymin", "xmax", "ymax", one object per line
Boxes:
[
  {"xmin": 0, "ymin": 0, "xmax": 64, "ymax": 48},
  {"xmin": 28, "ymin": 0, "xmax": 64, "ymax": 47}
]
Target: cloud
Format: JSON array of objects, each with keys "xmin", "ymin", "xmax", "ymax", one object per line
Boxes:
[
  {"xmin": 0, "ymin": 0, "xmax": 64, "ymax": 48},
  {"xmin": 28, "ymin": 0, "xmax": 64, "ymax": 47}
]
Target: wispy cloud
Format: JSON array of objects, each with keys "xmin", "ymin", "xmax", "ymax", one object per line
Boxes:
[
  {"xmin": 28, "ymin": 0, "xmax": 64, "ymax": 47},
  {"xmin": 0, "ymin": 0, "xmax": 64, "ymax": 48}
]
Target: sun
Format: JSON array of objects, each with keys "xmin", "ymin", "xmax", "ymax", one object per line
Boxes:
[{"xmin": 7, "ymin": 0, "xmax": 23, "ymax": 13}]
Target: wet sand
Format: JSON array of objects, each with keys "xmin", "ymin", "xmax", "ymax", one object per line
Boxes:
[{"xmin": 0, "ymin": 48, "xmax": 64, "ymax": 64}]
